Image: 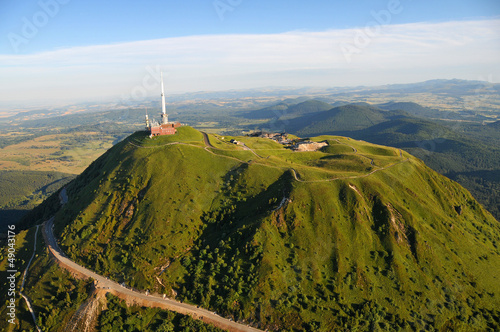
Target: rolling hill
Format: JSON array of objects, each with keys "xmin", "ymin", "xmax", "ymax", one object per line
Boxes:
[
  {"xmin": 239, "ymin": 99, "xmax": 334, "ymax": 120},
  {"xmin": 16, "ymin": 126, "xmax": 500, "ymax": 331},
  {"xmin": 376, "ymin": 101, "xmax": 445, "ymax": 119},
  {"xmin": 289, "ymin": 104, "xmax": 404, "ymax": 136}
]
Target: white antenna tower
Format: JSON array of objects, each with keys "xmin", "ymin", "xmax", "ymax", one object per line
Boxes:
[{"xmin": 160, "ymin": 72, "xmax": 168, "ymax": 124}]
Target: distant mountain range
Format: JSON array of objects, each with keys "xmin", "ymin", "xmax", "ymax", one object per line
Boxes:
[
  {"xmin": 173, "ymin": 78, "xmax": 500, "ymax": 101},
  {"xmin": 359, "ymin": 79, "xmax": 500, "ymax": 95}
]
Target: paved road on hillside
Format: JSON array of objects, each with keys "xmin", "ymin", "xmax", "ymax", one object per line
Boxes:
[
  {"xmin": 201, "ymin": 131, "xmax": 215, "ymax": 148},
  {"xmin": 20, "ymin": 225, "xmax": 42, "ymax": 332},
  {"xmin": 59, "ymin": 187, "xmax": 68, "ymax": 205},
  {"xmin": 43, "ymin": 218, "xmax": 263, "ymax": 332}
]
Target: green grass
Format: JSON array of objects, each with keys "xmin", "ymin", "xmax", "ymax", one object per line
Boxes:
[
  {"xmin": 289, "ymin": 109, "xmax": 500, "ymax": 221},
  {"xmin": 19, "ymin": 126, "xmax": 500, "ymax": 331},
  {"xmin": 130, "ymin": 127, "xmax": 205, "ymax": 146},
  {"xmin": 207, "ymin": 134, "xmax": 243, "ymax": 150},
  {"xmin": 234, "ymin": 136, "xmax": 284, "ymax": 150}
]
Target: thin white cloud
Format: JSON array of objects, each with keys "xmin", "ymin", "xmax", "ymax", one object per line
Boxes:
[{"xmin": 0, "ymin": 18, "xmax": 499, "ymax": 107}]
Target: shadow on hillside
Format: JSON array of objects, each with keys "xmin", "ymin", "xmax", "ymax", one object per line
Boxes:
[
  {"xmin": 197, "ymin": 167, "xmax": 293, "ymax": 246},
  {"xmin": 0, "ymin": 209, "xmax": 29, "ymax": 230},
  {"xmin": 448, "ymin": 169, "xmax": 500, "ymax": 183}
]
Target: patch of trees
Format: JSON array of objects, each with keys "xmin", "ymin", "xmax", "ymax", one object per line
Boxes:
[
  {"xmin": 99, "ymin": 294, "xmax": 225, "ymax": 332},
  {"xmin": 180, "ymin": 234, "xmax": 262, "ymax": 320},
  {"xmin": 35, "ymin": 277, "xmax": 92, "ymax": 331}
]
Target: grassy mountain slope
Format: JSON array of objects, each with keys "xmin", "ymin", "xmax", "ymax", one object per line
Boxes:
[
  {"xmin": 275, "ymin": 102, "xmax": 500, "ymax": 221},
  {"xmin": 25, "ymin": 126, "xmax": 500, "ymax": 331},
  {"xmin": 337, "ymin": 119, "xmax": 500, "ymax": 220}
]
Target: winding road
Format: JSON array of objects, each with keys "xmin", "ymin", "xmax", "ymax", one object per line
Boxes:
[
  {"xmin": 201, "ymin": 131, "xmax": 214, "ymax": 148},
  {"xmin": 42, "ymin": 218, "xmax": 263, "ymax": 332},
  {"xmin": 20, "ymin": 225, "xmax": 42, "ymax": 332}
]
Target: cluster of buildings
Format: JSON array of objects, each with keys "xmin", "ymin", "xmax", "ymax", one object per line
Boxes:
[
  {"xmin": 247, "ymin": 131, "xmax": 328, "ymax": 151},
  {"xmin": 247, "ymin": 131, "xmax": 291, "ymax": 144}
]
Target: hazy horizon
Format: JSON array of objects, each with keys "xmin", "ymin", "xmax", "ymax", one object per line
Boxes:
[{"xmin": 1, "ymin": 1, "xmax": 499, "ymax": 109}]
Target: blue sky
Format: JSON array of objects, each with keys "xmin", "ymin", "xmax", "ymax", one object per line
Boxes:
[{"xmin": 1, "ymin": 0, "xmax": 499, "ymax": 108}]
